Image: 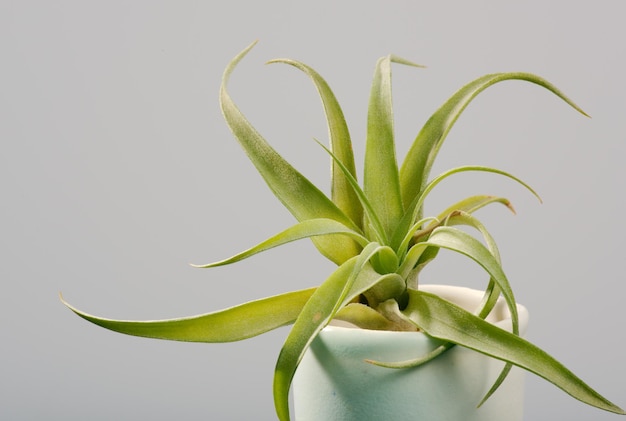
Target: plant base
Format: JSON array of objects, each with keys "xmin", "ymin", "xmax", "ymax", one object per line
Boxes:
[{"xmin": 292, "ymin": 285, "xmax": 529, "ymax": 421}]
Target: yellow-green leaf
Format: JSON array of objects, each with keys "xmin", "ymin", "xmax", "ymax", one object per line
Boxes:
[
  {"xmin": 61, "ymin": 288, "xmax": 315, "ymax": 343},
  {"xmin": 399, "ymin": 72, "xmax": 587, "ymax": 216},
  {"xmin": 221, "ymin": 42, "xmax": 359, "ymax": 264},
  {"xmin": 192, "ymin": 218, "xmax": 368, "ymax": 268},
  {"xmin": 268, "ymin": 58, "xmax": 363, "ymax": 230},
  {"xmin": 403, "ymin": 290, "xmax": 625, "ymax": 415},
  {"xmin": 273, "ymin": 250, "xmax": 405, "ymax": 421}
]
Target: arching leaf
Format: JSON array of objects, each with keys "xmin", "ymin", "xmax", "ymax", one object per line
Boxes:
[
  {"xmin": 61, "ymin": 288, "xmax": 315, "ymax": 343},
  {"xmin": 399, "ymin": 72, "xmax": 587, "ymax": 217},
  {"xmin": 403, "ymin": 290, "xmax": 625, "ymax": 415},
  {"xmin": 192, "ymin": 218, "xmax": 367, "ymax": 268},
  {"xmin": 268, "ymin": 58, "xmax": 363, "ymax": 229},
  {"xmin": 273, "ymin": 250, "xmax": 405, "ymax": 421},
  {"xmin": 221, "ymin": 42, "xmax": 359, "ymax": 264}
]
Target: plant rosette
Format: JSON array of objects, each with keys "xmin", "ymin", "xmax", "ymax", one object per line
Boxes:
[{"xmin": 62, "ymin": 42, "xmax": 625, "ymax": 420}]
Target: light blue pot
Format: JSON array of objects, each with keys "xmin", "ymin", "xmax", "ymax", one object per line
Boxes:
[{"xmin": 293, "ymin": 285, "xmax": 529, "ymax": 421}]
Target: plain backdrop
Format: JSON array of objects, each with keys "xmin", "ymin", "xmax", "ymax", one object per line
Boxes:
[{"xmin": 2, "ymin": 1, "xmax": 625, "ymax": 420}]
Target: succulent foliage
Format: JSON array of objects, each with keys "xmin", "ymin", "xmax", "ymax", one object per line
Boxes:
[{"xmin": 63, "ymin": 42, "xmax": 624, "ymax": 419}]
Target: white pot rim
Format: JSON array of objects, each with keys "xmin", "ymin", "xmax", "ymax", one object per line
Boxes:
[
  {"xmin": 328, "ymin": 284, "xmax": 528, "ymax": 336},
  {"xmin": 295, "ymin": 284, "xmax": 528, "ymax": 421}
]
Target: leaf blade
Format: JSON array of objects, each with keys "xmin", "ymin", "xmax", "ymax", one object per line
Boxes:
[
  {"xmin": 364, "ymin": 56, "xmax": 403, "ymax": 241},
  {"xmin": 268, "ymin": 59, "xmax": 363, "ymax": 229},
  {"xmin": 60, "ymin": 288, "xmax": 315, "ymax": 343},
  {"xmin": 433, "ymin": 195, "xmax": 516, "ymax": 221},
  {"xmin": 272, "ymin": 252, "xmax": 405, "ymax": 421},
  {"xmin": 192, "ymin": 218, "xmax": 368, "ymax": 268},
  {"xmin": 220, "ymin": 42, "xmax": 359, "ymax": 264},
  {"xmin": 399, "ymin": 72, "xmax": 588, "ymax": 215},
  {"xmin": 403, "ymin": 290, "xmax": 625, "ymax": 415},
  {"xmin": 314, "ymin": 138, "xmax": 387, "ymax": 243},
  {"xmin": 424, "ymin": 226, "xmax": 519, "ymax": 335},
  {"xmin": 392, "ymin": 164, "xmax": 539, "ymax": 249}
]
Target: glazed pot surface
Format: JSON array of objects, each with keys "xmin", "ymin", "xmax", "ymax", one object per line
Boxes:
[{"xmin": 292, "ymin": 285, "xmax": 529, "ymax": 421}]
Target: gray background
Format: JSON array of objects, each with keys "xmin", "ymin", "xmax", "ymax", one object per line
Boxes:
[{"xmin": 2, "ymin": 1, "xmax": 625, "ymax": 420}]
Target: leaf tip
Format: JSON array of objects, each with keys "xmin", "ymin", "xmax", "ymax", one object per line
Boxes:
[
  {"xmin": 389, "ymin": 54, "xmax": 427, "ymax": 69},
  {"xmin": 578, "ymin": 108, "xmax": 591, "ymax": 119},
  {"xmin": 190, "ymin": 261, "xmax": 220, "ymax": 269},
  {"xmin": 265, "ymin": 58, "xmax": 286, "ymax": 66},
  {"xmin": 505, "ymin": 202, "xmax": 517, "ymax": 215}
]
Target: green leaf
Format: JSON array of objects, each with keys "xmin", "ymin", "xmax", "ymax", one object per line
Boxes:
[
  {"xmin": 273, "ymin": 251, "xmax": 405, "ymax": 421},
  {"xmin": 60, "ymin": 288, "xmax": 315, "ymax": 342},
  {"xmin": 433, "ymin": 195, "xmax": 516, "ymax": 223},
  {"xmin": 399, "ymin": 72, "xmax": 588, "ymax": 216},
  {"xmin": 364, "ymin": 56, "xmax": 404, "ymax": 241},
  {"xmin": 426, "ymin": 165, "xmax": 541, "ymax": 206},
  {"xmin": 220, "ymin": 42, "xmax": 359, "ymax": 264},
  {"xmin": 192, "ymin": 218, "xmax": 368, "ymax": 268},
  {"xmin": 442, "ymin": 211, "xmax": 510, "ymax": 402},
  {"xmin": 334, "ymin": 303, "xmax": 399, "ymax": 331},
  {"xmin": 392, "ymin": 165, "xmax": 540, "ymax": 249},
  {"xmin": 403, "ymin": 290, "xmax": 625, "ymax": 415},
  {"xmin": 424, "ymin": 226, "xmax": 519, "ymax": 336},
  {"xmin": 314, "ymin": 138, "xmax": 387, "ymax": 244},
  {"xmin": 442, "ymin": 212, "xmax": 502, "ymax": 317},
  {"xmin": 397, "ymin": 241, "xmax": 430, "ymax": 280},
  {"xmin": 390, "ymin": 214, "xmax": 504, "ymax": 355},
  {"xmin": 268, "ymin": 58, "xmax": 363, "ymax": 229},
  {"xmin": 408, "ymin": 195, "xmax": 515, "ymax": 262},
  {"xmin": 395, "ymin": 217, "xmax": 439, "ymax": 261},
  {"xmin": 380, "ymin": 213, "xmax": 507, "ymax": 373},
  {"xmin": 365, "ymin": 338, "xmax": 454, "ymax": 369}
]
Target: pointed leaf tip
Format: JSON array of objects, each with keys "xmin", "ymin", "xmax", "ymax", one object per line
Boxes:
[
  {"xmin": 220, "ymin": 41, "xmax": 361, "ymax": 264},
  {"xmin": 389, "ymin": 54, "xmax": 426, "ymax": 69}
]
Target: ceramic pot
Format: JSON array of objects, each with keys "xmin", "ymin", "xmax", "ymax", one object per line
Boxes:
[{"xmin": 292, "ymin": 285, "xmax": 529, "ymax": 421}]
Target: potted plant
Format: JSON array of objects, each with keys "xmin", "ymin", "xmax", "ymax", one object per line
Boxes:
[{"xmin": 62, "ymin": 42, "xmax": 624, "ymax": 420}]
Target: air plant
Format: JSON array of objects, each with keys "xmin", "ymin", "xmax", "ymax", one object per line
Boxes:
[{"xmin": 63, "ymin": 42, "xmax": 624, "ymax": 420}]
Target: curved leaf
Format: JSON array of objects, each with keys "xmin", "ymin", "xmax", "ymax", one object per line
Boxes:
[
  {"xmin": 426, "ymin": 165, "xmax": 541, "ymax": 205},
  {"xmin": 314, "ymin": 138, "xmax": 387, "ymax": 243},
  {"xmin": 385, "ymin": 214, "xmax": 508, "ymax": 380},
  {"xmin": 273, "ymin": 251, "xmax": 405, "ymax": 421},
  {"xmin": 334, "ymin": 303, "xmax": 399, "ymax": 331},
  {"xmin": 392, "ymin": 165, "xmax": 540, "ymax": 249},
  {"xmin": 365, "ymin": 338, "xmax": 454, "ymax": 369},
  {"xmin": 192, "ymin": 218, "xmax": 368, "ymax": 268},
  {"xmin": 433, "ymin": 195, "xmax": 516, "ymax": 222},
  {"xmin": 443, "ymin": 212, "xmax": 502, "ymax": 317},
  {"xmin": 268, "ymin": 59, "xmax": 363, "ymax": 229},
  {"xmin": 442, "ymin": 211, "xmax": 510, "ymax": 402},
  {"xmin": 399, "ymin": 72, "xmax": 588, "ymax": 215},
  {"xmin": 397, "ymin": 217, "xmax": 439, "ymax": 255},
  {"xmin": 403, "ymin": 290, "xmax": 625, "ymax": 415},
  {"xmin": 221, "ymin": 42, "xmax": 359, "ymax": 264},
  {"xmin": 424, "ymin": 226, "xmax": 519, "ymax": 336},
  {"xmin": 60, "ymin": 288, "xmax": 315, "ymax": 343},
  {"xmin": 397, "ymin": 241, "xmax": 430, "ymax": 280},
  {"xmin": 408, "ymin": 195, "xmax": 515, "ymax": 257}
]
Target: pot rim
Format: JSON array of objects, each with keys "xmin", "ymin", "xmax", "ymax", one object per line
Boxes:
[{"xmin": 327, "ymin": 284, "xmax": 529, "ymax": 336}]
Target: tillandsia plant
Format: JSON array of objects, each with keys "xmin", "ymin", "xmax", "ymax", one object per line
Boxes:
[{"xmin": 63, "ymin": 41, "xmax": 625, "ymax": 419}]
